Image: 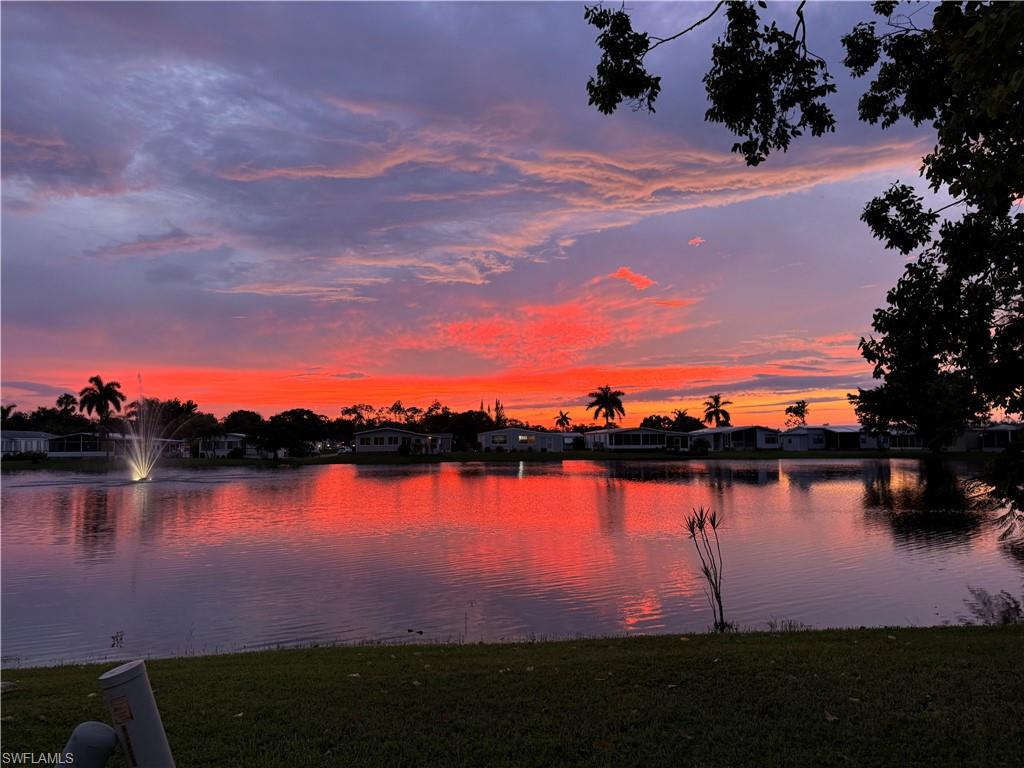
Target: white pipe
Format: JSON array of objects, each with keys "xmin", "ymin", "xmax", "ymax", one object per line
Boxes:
[
  {"xmin": 63, "ymin": 721, "xmax": 117, "ymax": 768},
  {"xmin": 98, "ymin": 660, "xmax": 174, "ymax": 767}
]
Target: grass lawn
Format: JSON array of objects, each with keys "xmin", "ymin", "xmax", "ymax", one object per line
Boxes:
[{"xmin": 2, "ymin": 627, "xmax": 1021, "ymax": 767}]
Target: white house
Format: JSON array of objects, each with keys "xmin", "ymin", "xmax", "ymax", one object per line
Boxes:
[
  {"xmin": 583, "ymin": 427, "xmax": 689, "ymax": 452},
  {"xmin": 1, "ymin": 430, "xmax": 54, "ymax": 455},
  {"xmin": 781, "ymin": 425, "xmax": 885, "ymax": 451},
  {"xmin": 355, "ymin": 427, "xmax": 452, "ymax": 454},
  {"xmin": 688, "ymin": 426, "xmax": 780, "ymax": 452},
  {"xmin": 46, "ymin": 432, "xmax": 187, "ymax": 459},
  {"xmin": 200, "ymin": 432, "xmax": 251, "ymax": 458},
  {"xmin": 478, "ymin": 427, "xmax": 567, "ymax": 452}
]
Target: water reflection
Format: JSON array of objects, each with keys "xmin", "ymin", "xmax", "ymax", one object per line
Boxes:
[
  {"xmin": 861, "ymin": 459, "xmax": 993, "ymax": 552},
  {"xmin": 1, "ymin": 459, "xmax": 1020, "ymax": 666}
]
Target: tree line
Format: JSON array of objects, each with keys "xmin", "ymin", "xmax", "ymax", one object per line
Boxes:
[{"xmin": 1, "ymin": 376, "xmax": 808, "ymax": 456}]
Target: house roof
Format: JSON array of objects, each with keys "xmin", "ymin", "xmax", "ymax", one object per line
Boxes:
[
  {"xmin": 784, "ymin": 425, "xmax": 862, "ymax": 434},
  {"xmin": 689, "ymin": 425, "xmax": 780, "ymax": 436},
  {"xmin": 47, "ymin": 432, "xmax": 185, "ymax": 443},
  {"xmin": 586, "ymin": 427, "xmax": 679, "ymax": 436},
  {"xmin": 1, "ymin": 430, "xmax": 55, "ymax": 439},
  {"xmin": 355, "ymin": 427, "xmax": 450, "ymax": 438},
  {"xmin": 981, "ymin": 423, "xmax": 1023, "ymax": 432},
  {"xmin": 478, "ymin": 427, "xmax": 554, "ymax": 437},
  {"xmin": 355, "ymin": 427, "xmax": 428, "ymax": 437}
]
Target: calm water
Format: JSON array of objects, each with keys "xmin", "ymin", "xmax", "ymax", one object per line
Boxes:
[{"xmin": 2, "ymin": 459, "xmax": 1020, "ymax": 665}]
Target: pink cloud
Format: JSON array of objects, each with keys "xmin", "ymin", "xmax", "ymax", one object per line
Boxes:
[
  {"xmin": 86, "ymin": 227, "xmax": 225, "ymax": 260},
  {"xmin": 609, "ymin": 266, "xmax": 655, "ymax": 291},
  {"xmin": 688, "ymin": 236, "xmax": 705, "ymax": 246}
]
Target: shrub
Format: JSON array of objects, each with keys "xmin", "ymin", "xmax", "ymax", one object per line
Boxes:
[
  {"xmin": 685, "ymin": 506, "xmax": 730, "ymax": 632},
  {"xmin": 1, "ymin": 451, "xmax": 47, "ymax": 463}
]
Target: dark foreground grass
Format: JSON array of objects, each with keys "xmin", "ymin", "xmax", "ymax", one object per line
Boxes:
[{"xmin": 2, "ymin": 627, "xmax": 1022, "ymax": 767}]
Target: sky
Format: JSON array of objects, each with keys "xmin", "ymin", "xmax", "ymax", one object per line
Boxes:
[{"xmin": 1, "ymin": 2, "xmax": 935, "ymax": 428}]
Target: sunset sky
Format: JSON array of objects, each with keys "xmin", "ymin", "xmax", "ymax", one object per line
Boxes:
[{"xmin": 1, "ymin": 2, "xmax": 937, "ymax": 428}]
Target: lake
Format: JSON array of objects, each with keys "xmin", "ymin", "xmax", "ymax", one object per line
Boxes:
[{"xmin": 2, "ymin": 459, "xmax": 1020, "ymax": 666}]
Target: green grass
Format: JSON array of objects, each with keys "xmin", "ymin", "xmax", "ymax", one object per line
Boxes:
[
  {"xmin": 1, "ymin": 450, "xmax": 986, "ymax": 473},
  {"xmin": 2, "ymin": 627, "xmax": 1021, "ymax": 767}
]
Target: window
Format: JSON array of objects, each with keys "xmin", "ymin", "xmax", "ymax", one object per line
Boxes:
[
  {"xmin": 491, "ymin": 435, "xmax": 508, "ymax": 445},
  {"xmin": 764, "ymin": 433, "xmax": 778, "ymax": 444},
  {"xmin": 387, "ymin": 436, "xmax": 399, "ymax": 445},
  {"xmin": 359, "ymin": 437, "xmax": 370, "ymax": 445},
  {"xmin": 373, "ymin": 437, "xmax": 385, "ymax": 446},
  {"xmin": 517, "ymin": 434, "xmax": 535, "ymax": 444}
]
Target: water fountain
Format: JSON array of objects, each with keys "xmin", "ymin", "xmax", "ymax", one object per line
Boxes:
[{"xmin": 124, "ymin": 379, "xmax": 168, "ymax": 482}]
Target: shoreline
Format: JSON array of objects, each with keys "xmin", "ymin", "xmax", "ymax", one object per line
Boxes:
[
  {"xmin": 3, "ymin": 626, "xmax": 1021, "ymax": 766},
  {"xmin": 0, "ymin": 449, "xmax": 991, "ymax": 473}
]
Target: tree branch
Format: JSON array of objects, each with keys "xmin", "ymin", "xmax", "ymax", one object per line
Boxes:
[{"xmin": 646, "ymin": 1, "xmax": 726, "ymax": 56}]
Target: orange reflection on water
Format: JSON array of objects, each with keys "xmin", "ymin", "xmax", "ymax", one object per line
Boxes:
[{"xmin": 1, "ymin": 459, "xmax": 1019, "ymax": 665}]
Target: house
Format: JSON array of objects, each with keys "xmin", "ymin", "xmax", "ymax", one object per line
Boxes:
[
  {"xmin": 354, "ymin": 427, "xmax": 452, "ymax": 454},
  {"xmin": 688, "ymin": 426, "xmax": 780, "ymax": 452},
  {"xmin": 478, "ymin": 427, "xmax": 568, "ymax": 452},
  {"xmin": 561, "ymin": 432, "xmax": 583, "ymax": 450},
  {"xmin": 978, "ymin": 423, "xmax": 1023, "ymax": 452},
  {"xmin": 199, "ymin": 432, "xmax": 252, "ymax": 458},
  {"xmin": 1, "ymin": 430, "xmax": 54, "ymax": 455},
  {"xmin": 46, "ymin": 432, "xmax": 187, "ymax": 459},
  {"xmin": 781, "ymin": 425, "xmax": 885, "ymax": 451},
  {"xmin": 726, "ymin": 426, "xmax": 781, "ymax": 450},
  {"xmin": 687, "ymin": 427, "xmax": 731, "ymax": 452},
  {"xmin": 583, "ymin": 427, "xmax": 689, "ymax": 452}
]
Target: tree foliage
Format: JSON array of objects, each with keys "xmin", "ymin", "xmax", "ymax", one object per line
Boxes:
[
  {"xmin": 585, "ymin": 0, "xmax": 836, "ymax": 165},
  {"xmin": 77, "ymin": 375, "xmax": 126, "ymax": 422},
  {"xmin": 585, "ymin": 0, "xmax": 1023, "ymax": 513},
  {"xmin": 703, "ymin": 394, "xmax": 733, "ymax": 427},
  {"xmin": 784, "ymin": 400, "xmax": 809, "ymax": 429},
  {"xmin": 641, "ymin": 409, "xmax": 704, "ymax": 432},
  {"xmin": 587, "ymin": 385, "xmax": 626, "ymax": 426}
]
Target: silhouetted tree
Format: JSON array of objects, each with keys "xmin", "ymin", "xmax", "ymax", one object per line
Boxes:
[
  {"xmin": 78, "ymin": 375, "xmax": 127, "ymax": 426},
  {"xmin": 493, "ymin": 399, "xmax": 508, "ymax": 428},
  {"xmin": 672, "ymin": 408, "xmax": 705, "ymax": 432},
  {"xmin": 19, "ymin": 406, "xmax": 91, "ymax": 435},
  {"xmin": 640, "ymin": 414, "xmax": 673, "ymax": 430},
  {"xmin": 784, "ymin": 400, "xmax": 809, "ymax": 428},
  {"xmin": 259, "ymin": 408, "xmax": 328, "ymax": 457},
  {"xmin": 585, "ymin": 0, "xmax": 1024, "ymax": 520},
  {"xmin": 555, "ymin": 410, "xmax": 573, "ymax": 431},
  {"xmin": 587, "ymin": 385, "xmax": 626, "ymax": 426},
  {"xmin": 223, "ymin": 409, "xmax": 265, "ymax": 435},
  {"xmin": 341, "ymin": 403, "xmax": 375, "ymax": 426},
  {"xmin": 1, "ymin": 403, "xmax": 16, "ymax": 425},
  {"xmin": 702, "ymin": 394, "xmax": 732, "ymax": 427},
  {"xmin": 56, "ymin": 393, "xmax": 78, "ymax": 416}
]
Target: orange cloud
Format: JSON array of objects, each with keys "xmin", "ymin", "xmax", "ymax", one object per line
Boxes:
[{"xmin": 688, "ymin": 236, "xmax": 705, "ymax": 246}]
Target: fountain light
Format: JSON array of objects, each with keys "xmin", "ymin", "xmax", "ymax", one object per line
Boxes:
[{"xmin": 124, "ymin": 377, "xmax": 168, "ymax": 482}]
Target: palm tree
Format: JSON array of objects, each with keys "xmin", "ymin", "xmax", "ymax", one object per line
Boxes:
[
  {"xmin": 56, "ymin": 393, "xmax": 78, "ymax": 415},
  {"xmin": 587, "ymin": 385, "xmax": 626, "ymax": 427},
  {"xmin": 1, "ymin": 403, "xmax": 16, "ymax": 424},
  {"xmin": 554, "ymin": 411, "xmax": 573, "ymax": 431},
  {"xmin": 78, "ymin": 375, "xmax": 127, "ymax": 423},
  {"xmin": 702, "ymin": 394, "xmax": 733, "ymax": 427}
]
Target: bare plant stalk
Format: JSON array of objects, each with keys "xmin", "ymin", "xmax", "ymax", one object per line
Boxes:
[{"xmin": 686, "ymin": 506, "xmax": 728, "ymax": 632}]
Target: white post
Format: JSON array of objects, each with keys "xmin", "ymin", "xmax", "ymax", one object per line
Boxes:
[{"xmin": 98, "ymin": 660, "xmax": 175, "ymax": 767}]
